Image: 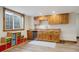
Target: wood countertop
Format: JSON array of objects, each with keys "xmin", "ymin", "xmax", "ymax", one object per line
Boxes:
[{"xmin": 28, "ymin": 29, "xmax": 61, "ymax": 31}]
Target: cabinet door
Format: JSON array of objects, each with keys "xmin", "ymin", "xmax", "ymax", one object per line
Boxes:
[
  {"xmin": 46, "ymin": 32, "xmax": 50, "ymax": 41},
  {"xmin": 42, "ymin": 32, "xmax": 46, "ymax": 41},
  {"xmin": 40, "ymin": 32, "xmax": 43, "ymax": 40},
  {"xmin": 48, "ymin": 13, "xmax": 69, "ymax": 24},
  {"xmin": 37, "ymin": 31, "xmax": 42, "ymax": 40},
  {"xmin": 53, "ymin": 15, "xmax": 61, "ymax": 24},
  {"xmin": 27, "ymin": 31, "xmax": 32, "ymax": 39},
  {"xmin": 48, "ymin": 15, "xmax": 54, "ymax": 24},
  {"xmin": 60, "ymin": 13, "xmax": 69, "ymax": 24},
  {"xmin": 48, "ymin": 15, "xmax": 61, "ymax": 24}
]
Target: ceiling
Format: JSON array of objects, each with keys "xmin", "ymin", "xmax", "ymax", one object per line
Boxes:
[{"xmin": 5, "ymin": 6, "xmax": 79, "ymax": 16}]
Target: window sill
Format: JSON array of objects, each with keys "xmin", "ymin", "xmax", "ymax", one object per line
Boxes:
[{"xmin": 3, "ymin": 29, "xmax": 25, "ymax": 32}]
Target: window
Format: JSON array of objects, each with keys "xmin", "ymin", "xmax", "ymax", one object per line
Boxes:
[
  {"xmin": 5, "ymin": 14, "xmax": 13, "ymax": 29},
  {"xmin": 3, "ymin": 8, "xmax": 25, "ymax": 31}
]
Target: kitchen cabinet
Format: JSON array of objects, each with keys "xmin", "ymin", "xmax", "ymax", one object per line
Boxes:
[
  {"xmin": 27, "ymin": 30, "xmax": 37, "ymax": 40},
  {"xmin": 27, "ymin": 29, "xmax": 60, "ymax": 42},
  {"xmin": 27, "ymin": 30, "xmax": 33, "ymax": 40},
  {"xmin": 37, "ymin": 31, "xmax": 42, "ymax": 40},
  {"xmin": 48, "ymin": 15, "xmax": 61, "ymax": 24},
  {"xmin": 34, "ymin": 13, "xmax": 69, "ymax": 25},
  {"xmin": 48, "ymin": 13, "xmax": 69, "ymax": 24},
  {"xmin": 60, "ymin": 13, "xmax": 69, "ymax": 24},
  {"xmin": 37, "ymin": 29, "xmax": 60, "ymax": 42}
]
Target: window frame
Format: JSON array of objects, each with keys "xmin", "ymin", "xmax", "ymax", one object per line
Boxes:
[{"xmin": 3, "ymin": 7, "xmax": 25, "ymax": 31}]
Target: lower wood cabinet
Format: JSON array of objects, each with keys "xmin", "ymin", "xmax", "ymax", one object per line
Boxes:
[
  {"xmin": 27, "ymin": 30, "xmax": 33, "ymax": 40},
  {"xmin": 27, "ymin": 30, "xmax": 37, "ymax": 40},
  {"xmin": 27, "ymin": 30, "xmax": 60, "ymax": 42},
  {"xmin": 37, "ymin": 29, "xmax": 61, "ymax": 42}
]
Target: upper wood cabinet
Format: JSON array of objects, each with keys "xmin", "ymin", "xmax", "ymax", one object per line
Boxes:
[
  {"xmin": 34, "ymin": 13, "xmax": 69, "ymax": 24},
  {"xmin": 60, "ymin": 13, "xmax": 69, "ymax": 24},
  {"xmin": 48, "ymin": 14, "xmax": 61, "ymax": 24},
  {"xmin": 48, "ymin": 13, "xmax": 69, "ymax": 24},
  {"xmin": 34, "ymin": 16, "xmax": 47, "ymax": 21}
]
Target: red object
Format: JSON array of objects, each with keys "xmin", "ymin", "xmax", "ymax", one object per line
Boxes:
[
  {"xmin": 17, "ymin": 37, "xmax": 21, "ymax": 45},
  {"xmin": 23, "ymin": 38, "xmax": 26, "ymax": 42},
  {"xmin": 0, "ymin": 44, "xmax": 6, "ymax": 52},
  {"xmin": 6, "ymin": 42, "xmax": 11, "ymax": 49}
]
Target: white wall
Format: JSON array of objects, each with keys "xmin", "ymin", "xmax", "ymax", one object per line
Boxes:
[
  {"xmin": 75, "ymin": 14, "xmax": 79, "ymax": 36},
  {"xmin": 0, "ymin": 7, "xmax": 7, "ymax": 38},
  {"xmin": 0, "ymin": 7, "xmax": 32, "ymax": 38},
  {"xmin": 35, "ymin": 13, "xmax": 79, "ymax": 41},
  {"xmin": 27, "ymin": 16, "xmax": 35, "ymax": 30}
]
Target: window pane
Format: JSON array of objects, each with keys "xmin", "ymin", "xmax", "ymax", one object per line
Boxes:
[
  {"xmin": 5, "ymin": 14, "xmax": 13, "ymax": 29},
  {"xmin": 14, "ymin": 15, "xmax": 20, "ymax": 29},
  {"xmin": 19, "ymin": 16, "xmax": 24, "ymax": 29}
]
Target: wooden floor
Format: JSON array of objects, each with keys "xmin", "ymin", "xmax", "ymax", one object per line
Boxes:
[{"xmin": 5, "ymin": 40, "xmax": 79, "ymax": 52}]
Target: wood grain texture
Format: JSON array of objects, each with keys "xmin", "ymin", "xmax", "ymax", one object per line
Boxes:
[
  {"xmin": 37, "ymin": 29, "xmax": 61, "ymax": 42},
  {"xmin": 27, "ymin": 30, "xmax": 33, "ymax": 40},
  {"xmin": 34, "ymin": 13, "xmax": 69, "ymax": 24}
]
